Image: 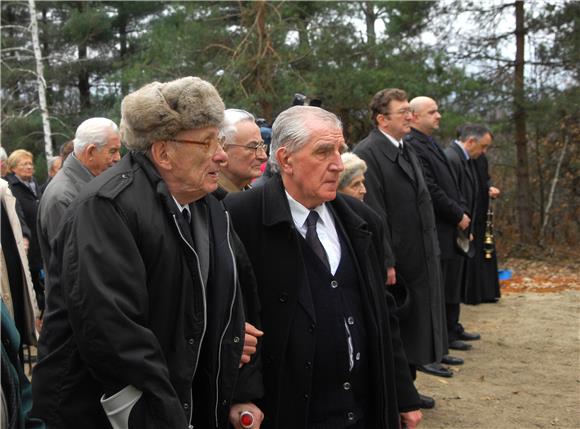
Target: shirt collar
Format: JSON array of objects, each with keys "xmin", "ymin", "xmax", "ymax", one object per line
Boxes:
[
  {"xmin": 285, "ymin": 191, "xmax": 330, "ymax": 229},
  {"xmin": 379, "ymin": 129, "xmax": 402, "ymax": 148},
  {"xmin": 172, "ymin": 196, "xmax": 190, "ymax": 217},
  {"xmin": 454, "ymin": 140, "xmax": 470, "ymax": 160}
]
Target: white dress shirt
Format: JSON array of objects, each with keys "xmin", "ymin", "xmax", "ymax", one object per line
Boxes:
[
  {"xmin": 379, "ymin": 129, "xmax": 403, "ymax": 149},
  {"xmin": 285, "ymin": 191, "xmax": 341, "ymax": 275}
]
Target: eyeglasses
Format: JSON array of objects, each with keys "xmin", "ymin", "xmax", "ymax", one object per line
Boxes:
[
  {"xmin": 16, "ymin": 161, "xmax": 34, "ymax": 168},
  {"xmin": 169, "ymin": 135, "xmax": 226, "ymax": 150},
  {"xmin": 226, "ymin": 141, "xmax": 268, "ymax": 154},
  {"xmin": 383, "ymin": 108, "xmax": 412, "ymax": 117}
]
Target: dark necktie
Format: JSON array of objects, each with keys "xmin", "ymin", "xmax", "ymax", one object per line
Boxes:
[
  {"xmin": 305, "ymin": 211, "xmax": 330, "ymax": 271},
  {"xmin": 400, "ymin": 143, "xmax": 410, "ymax": 161},
  {"xmin": 181, "ymin": 207, "xmax": 195, "ymax": 243}
]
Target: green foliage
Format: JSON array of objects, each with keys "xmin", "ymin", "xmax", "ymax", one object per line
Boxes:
[{"xmin": 1, "ymin": 0, "xmax": 577, "ymax": 245}]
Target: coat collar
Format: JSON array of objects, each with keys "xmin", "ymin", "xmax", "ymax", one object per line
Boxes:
[
  {"xmin": 61, "ymin": 153, "xmax": 94, "ymax": 184},
  {"xmin": 262, "ymin": 174, "xmax": 370, "ymax": 236},
  {"xmin": 370, "ymin": 128, "xmax": 399, "ymax": 163},
  {"xmin": 408, "ymin": 127, "xmax": 449, "ymax": 165}
]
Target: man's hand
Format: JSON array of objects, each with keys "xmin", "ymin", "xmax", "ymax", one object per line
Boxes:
[
  {"xmin": 229, "ymin": 402, "xmax": 264, "ymax": 429},
  {"xmin": 400, "ymin": 409, "xmax": 422, "ymax": 429},
  {"xmin": 386, "ymin": 266, "xmax": 396, "ymax": 286},
  {"xmin": 489, "ymin": 186, "xmax": 501, "ymax": 199},
  {"xmin": 240, "ymin": 323, "xmax": 264, "ymax": 367},
  {"xmin": 23, "ymin": 237, "xmax": 30, "ymax": 253},
  {"xmin": 457, "ymin": 214, "xmax": 470, "ymax": 231}
]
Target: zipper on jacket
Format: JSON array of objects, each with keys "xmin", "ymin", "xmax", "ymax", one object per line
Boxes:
[
  {"xmin": 172, "ymin": 214, "xmax": 207, "ymax": 428},
  {"xmin": 214, "ymin": 211, "xmax": 239, "ymax": 427}
]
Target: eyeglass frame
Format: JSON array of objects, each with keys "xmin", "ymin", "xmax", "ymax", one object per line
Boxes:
[
  {"xmin": 224, "ymin": 141, "xmax": 268, "ymax": 154},
  {"xmin": 380, "ymin": 108, "xmax": 413, "ymax": 118},
  {"xmin": 168, "ymin": 135, "xmax": 226, "ymax": 151}
]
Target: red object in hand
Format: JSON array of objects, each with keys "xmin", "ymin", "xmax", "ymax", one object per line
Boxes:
[{"xmin": 240, "ymin": 411, "xmax": 254, "ymax": 429}]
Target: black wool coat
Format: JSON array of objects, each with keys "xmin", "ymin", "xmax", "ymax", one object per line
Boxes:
[
  {"xmin": 444, "ymin": 142, "xmax": 479, "ymax": 222},
  {"xmin": 32, "ymin": 153, "xmax": 261, "ymax": 429},
  {"xmin": 405, "ymin": 128, "xmax": 467, "ymax": 260},
  {"xmin": 225, "ymin": 175, "xmax": 420, "ymax": 429},
  {"xmin": 354, "ymin": 128, "xmax": 445, "ymax": 366},
  {"xmin": 5, "ymin": 173, "xmax": 42, "ymax": 271}
]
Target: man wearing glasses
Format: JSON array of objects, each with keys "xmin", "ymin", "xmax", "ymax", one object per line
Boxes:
[
  {"xmin": 213, "ymin": 109, "xmax": 268, "ymax": 199},
  {"xmin": 354, "ymin": 88, "xmax": 446, "ymax": 411},
  {"xmin": 32, "ymin": 77, "xmax": 263, "ymax": 429}
]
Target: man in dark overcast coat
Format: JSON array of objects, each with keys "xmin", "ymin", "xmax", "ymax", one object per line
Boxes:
[
  {"xmin": 405, "ymin": 96, "xmax": 475, "ymax": 368},
  {"xmin": 445, "ymin": 123, "xmax": 493, "ymax": 346},
  {"xmin": 354, "ymin": 88, "xmax": 445, "ymax": 409},
  {"xmin": 226, "ymin": 105, "xmax": 422, "ymax": 429}
]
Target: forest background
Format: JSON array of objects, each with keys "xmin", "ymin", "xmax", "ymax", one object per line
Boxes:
[{"xmin": 1, "ymin": 0, "xmax": 578, "ymax": 254}]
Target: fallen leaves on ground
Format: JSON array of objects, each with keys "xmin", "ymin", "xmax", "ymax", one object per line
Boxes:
[{"xmin": 499, "ymin": 257, "xmax": 580, "ymax": 293}]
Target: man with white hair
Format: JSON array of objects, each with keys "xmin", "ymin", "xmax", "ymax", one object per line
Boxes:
[
  {"xmin": 226, "ymin": 105, "xmax": 422, "ymax": 429},
  {"xmin": 32, "ymin": 77, "xmax": 263, "ymax": 429},
  {"xmin": 37, "ymin": 117, "xmax": 121, "ymax": 272},
  {"xmin": 39, "ymin": 155, "xmax": 63, "ymax": 193},
  {"xmin": 214, "ymin": 109, "xmax": 268, "ymax": 199}
]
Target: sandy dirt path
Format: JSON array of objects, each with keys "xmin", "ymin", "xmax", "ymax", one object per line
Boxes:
[{"xmin": 415, "ymin": 288, "xmax": 580, "ymax": 429}]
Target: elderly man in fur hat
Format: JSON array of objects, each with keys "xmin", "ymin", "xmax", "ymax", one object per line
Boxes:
[{"xmin": 32, "ymin": 77, "xmax": 264, "ymax": 429}]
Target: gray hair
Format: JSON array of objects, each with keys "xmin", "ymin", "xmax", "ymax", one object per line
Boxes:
[
  {"xmin": 74, "ymin": 117, "xmax": 119, "ymax": 155},
  {"xmin": 458, "ymin": 123, "xmax": 493, "ymax": 142},
  {"xmin": 220, "ymin": 109, "xmax": 256, "ymax": 146},
  {"xmin": 338, "ymin": 152, "xmax": 367, "ymax": 190},
  {"xmin": 0, "ymin": 146, "xmax": 6, "ymax": 161},
  {"xmin": 47, "ymin": 156, "xmax": 61, "ymax": 171},
  {"xmin": 269, "ymin": 106, "xmax": 343, "ymax": 173}
]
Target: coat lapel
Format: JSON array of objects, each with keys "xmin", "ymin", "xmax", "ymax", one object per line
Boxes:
[
  {"xmin": 372, "ymin": 128, "xmax": 416, "ymax": 186},
  {"xmin": 262, "ymin": 176, "xmax": 316, "ymax": 322}
]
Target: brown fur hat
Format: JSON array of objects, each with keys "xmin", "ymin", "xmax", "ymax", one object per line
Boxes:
[{"xmin": 120, "ymin": 76, "xmax": 225, "ymax": 151}]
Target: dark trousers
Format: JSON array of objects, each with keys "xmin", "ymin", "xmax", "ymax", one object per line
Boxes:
[
  {"xmin": 409, "ymin": 364, "xmax": 417, "ymax": 381},
  {"xmin": 442, "ymin": 258, "xmax": 464, "ymax": 343},
  {"xmin": 446, "ymin": 303, "xmax": 463, "ymax": 342}
]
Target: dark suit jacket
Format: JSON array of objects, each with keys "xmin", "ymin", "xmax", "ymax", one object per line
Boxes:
[
  {"xmin": 225, "ymin": 175, "xmax": 420, "ymax": 429},
  {"xmin": 444, "ymin": 142, "xmax": 478, "ymax": 222},
  {"xmin": 405, "ymin": 128, "xmax": 466, "ymax": 259},
  {"xmin": 354, "ymin": 128, "xmax": 446, "ymax": 365}
]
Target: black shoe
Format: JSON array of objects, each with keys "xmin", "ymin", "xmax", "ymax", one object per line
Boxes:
[
  {"xmin": 449, "ymin": 340, "xmax": 473, "ymax": 351},
  {"xmin": 417, "ymin": 362, "xmax": 453, "ymax": 378},
  {"xmin": 418, "ymin": 393, "xmax": 436, "ymax": 409},
  {"xmin": 459, "ymin": 331, "xmax": 481, "ymax": 341},
  {"xmin": 441, "ymin": 354, "xmax": 464, "ymax": 365}
]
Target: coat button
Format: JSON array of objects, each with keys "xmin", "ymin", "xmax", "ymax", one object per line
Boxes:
[
  {"xmin": 304, "ymin": 394, "xmax": 309, "ymax": 400},
  {"xmin": 233, "ymin": 336, "xmax": 240, "ymax": 343},
  {"xmin": 308, "ymin": 324, "xmax": 315, "ymax": 333},
  {"xmin": 347, "ymin": 316, "xmax": 354, "ymax": 325},
  {"xmin": 305, "ymin": 361, "xmax": 312, "ymax": 369},
  {"xmin": 330, "ymin": 280, "xmax": 338, "ymax": 289},
  {"xmin": 347, "ymin": 411, "xmax": 355, "ymax": 421},
  {"xmin": 343, "ymin": 382, "xmax": 351, "ymax": 391},
  {"xmin": 187, "ymin": 338, "xmax": 194, "ymax": 345},
  {"xmin": 279, "ymin": 293, "xmax": 288, "ymax": 303},
  {"xmin": 183, "ymin": 403, "xmax": 189, "ymax": 410}
]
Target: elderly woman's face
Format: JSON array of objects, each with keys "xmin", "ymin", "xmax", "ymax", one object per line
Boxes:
[
  {"xmin": 12, "ymin": 156, "xmax": 34, "ymax": 181},
  {"xmin": 166, "ymin": 126, "xmax": 228, "ymax": 202},
  {"xmin": 340, "ymin": 173, "xmax": 366, "ymax": 201}
]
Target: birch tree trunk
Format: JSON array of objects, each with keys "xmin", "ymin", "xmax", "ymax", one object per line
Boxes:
[{"xmin": 28, "ymin": 0, "xmax": 53, "ymax": 160}]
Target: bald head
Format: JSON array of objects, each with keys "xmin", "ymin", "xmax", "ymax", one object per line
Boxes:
[{"xmin": 410, "ymin": 96, "xmax": 441, "ymax": 136}]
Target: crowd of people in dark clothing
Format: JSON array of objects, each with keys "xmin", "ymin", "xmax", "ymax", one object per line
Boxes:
[{"xmin": 1, "ymin": 77, "xmax": 500, "ymax": 429}]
